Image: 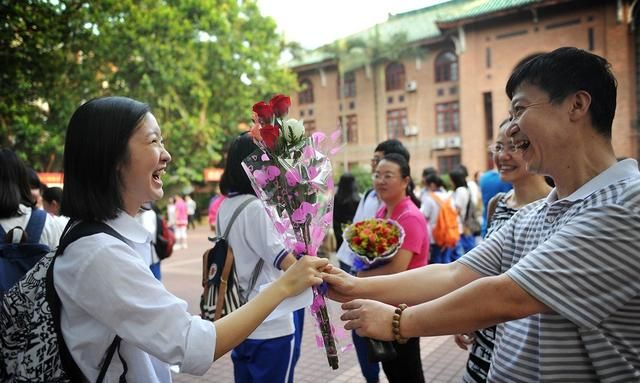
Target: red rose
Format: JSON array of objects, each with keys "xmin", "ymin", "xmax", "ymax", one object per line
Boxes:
[
  {"xmin": 353, "ymin": 236, "xmax": 362, "ymax": 245},
  {"xmin": 253, "ymin": 101, "xmax": 273, "ymax": 123},
  {"xmin": 260, "ymin": 124, "xmax": 280, "ymax": 150},
  {"xmin": 269, "ymin": 94, "xmax": 291, "ymax": 118}
]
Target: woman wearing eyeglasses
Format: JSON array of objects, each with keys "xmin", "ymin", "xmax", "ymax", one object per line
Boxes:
[
  {"xmin": 358, "ymin": 153, "xmax": 428, "ymax": 383},
  {"xmin": 454, "ymin": 119, "xmax": 552, "ymax": 383}
]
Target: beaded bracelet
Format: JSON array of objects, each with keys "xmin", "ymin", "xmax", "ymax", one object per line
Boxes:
[{"xmin": 392, "ymin": 303, "xmax": 408, "ymax": 344}]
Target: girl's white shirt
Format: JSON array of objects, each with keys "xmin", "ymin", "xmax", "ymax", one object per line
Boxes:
[
  {"xmin": 54, "ymin": 211, "xmax": 215, "ymax": 382},
  {"xmin": 217, "ymin": 195, "xmax": 294, "ymax": 340},
  {"xmin": 453, "ymin": 186, "xmax": 471, "ymax": 233}
]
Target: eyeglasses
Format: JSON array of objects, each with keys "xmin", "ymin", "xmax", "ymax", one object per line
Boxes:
[
  {"xmin": 370, "ymin": 156, "xmax": 382, "ymax": 165},
  {"xmin": 509, "ymin": 100, "xmax": 549, "ymax": 122},
  {"xmin": 488, "ymin": 143, "xmax": 519, "ymax": 155},
  {"xmin": 372, "ymin": 173, "xmax": 400, "ymax": 182}
]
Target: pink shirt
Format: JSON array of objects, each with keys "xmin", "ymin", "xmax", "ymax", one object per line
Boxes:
[
  {"xmin": 376, "ymin": 196, "xmax": 429, "ymax": 270},
  {"xmin": 208, "ymin": 196, "xmax": 225, "ymax": 226},
  {"xmin": 174, "ymin": 198, "xmax": 188, "ymax": 226}
]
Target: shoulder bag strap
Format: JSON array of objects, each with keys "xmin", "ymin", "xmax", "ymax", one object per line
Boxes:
[
  {"xmin": 486, "ymin": 192, "xmax": 505, "ymax": 228},
  {"xmin": 24, "ymin": 208, "xmax": 47, "ymax": 244},
  {"xmin": 429, "ymin": 191, "xmax": 443, "ymax": 207},
  {"xmin": 48, "ymin": 221, "xmax": 129, "ymax": 383},
  {"xmin": 213, "ymin": 197, "xmax": 255, "ymax": 321},
  {"xmin": 244, "ymin": 258, "xmax": 264, "ymax": 302}
]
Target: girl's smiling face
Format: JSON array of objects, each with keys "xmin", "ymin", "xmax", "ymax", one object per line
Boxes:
[{"xmin": 119, "ymin": 113, "xmax": 171, "ymax": 215}]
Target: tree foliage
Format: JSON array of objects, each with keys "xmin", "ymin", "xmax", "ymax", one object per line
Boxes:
[{"xmin": 1, "ymin": 0, "xmax": 296, "ymax": 188}]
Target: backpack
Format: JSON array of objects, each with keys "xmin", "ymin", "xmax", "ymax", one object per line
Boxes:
[
  {"xmin": 200, "ymin": 197, "xmax": 264, "ymax": 321},
  {"xmin": 430, "ymin": 192, "xmax": 460, "ymax": 248},
  {"xmin": 1, "ymin": 221, "xmax": 128, "ymax": 383},
  {"xmin": 0, "ymin": 209, "xmax": 51, "ymax": 295},
  {"xmin": 154, "ymin": 214, "xmax": 175, "ymax": 260}
]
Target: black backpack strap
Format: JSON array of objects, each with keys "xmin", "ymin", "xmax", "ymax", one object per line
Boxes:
[
  {"xmin": 47, "ymin": 221, "xmax": 129, "ymax": 383},
  {"xmin": 95, "ymin": 336, "xmax": 121, "ymax": 383},
  {"xmin": 24, "ymin": 209, "xmax": 47, "ymax": 244}
]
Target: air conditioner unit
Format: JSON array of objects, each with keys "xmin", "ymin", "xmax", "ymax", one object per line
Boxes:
[
  {"xmin": 432, "ymin": 137, "xmax": 447, "ymax": 150},
  {"xmin": 404, "ymin": 125, "xmax": 418, "ymax": 136},
  {"xmin": 405, "ymin": 80, "xmax": 417, "ymax": 92},
  {"xmin": 447, "ymin": 136, "xmax": 461, "ymax": 148}
]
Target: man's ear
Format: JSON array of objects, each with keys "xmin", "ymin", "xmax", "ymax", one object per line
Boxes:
[{"xmin": 568, "ymin": 90, "xmax": 592, "ymax": 122}]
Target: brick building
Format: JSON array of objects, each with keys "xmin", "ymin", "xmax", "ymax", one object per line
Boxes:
[{"xmin": 288, "ymin": 0, "xmax": 639, "ymax": 179}]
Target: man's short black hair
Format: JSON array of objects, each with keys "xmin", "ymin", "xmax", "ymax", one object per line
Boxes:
[
  {"xmin": 374, "ymin": 139, "xmax": 410, "ymax": 162},
  {"xmin": 61, "ymin": 97, "xmax": 150, "ymax": 221},
  {"xmin": 0, "ymin": 149, "xmax": 34, "ymax": 218},
  {"xmin": 220, "ymin": 132, "xmax": 258, "ymax": 196},
  {"xmin": 506, "ymin": 47, "xmax": 617, "ymax": 137},
  {"xmin": 42, "ymin": 186, "xmax": 63, "ymax": 205}
]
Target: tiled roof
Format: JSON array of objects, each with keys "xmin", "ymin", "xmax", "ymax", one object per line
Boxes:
[
  {"xmin": 288, "ymin": 0, "xmax": 544, "ymax": 69},
  {"xmin": 436, "ymin": 0, "xmax": 539, "ymax": 24}
]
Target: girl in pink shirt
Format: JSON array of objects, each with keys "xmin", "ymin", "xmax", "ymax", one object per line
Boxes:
[{"xmin": 358, "ymin": 153, "xmax": 428, "ymax": 383}]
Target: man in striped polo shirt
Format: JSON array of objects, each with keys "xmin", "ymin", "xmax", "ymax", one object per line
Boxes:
[{"xmin": 327, "ymin": 47, "xmax": 640, "ymax": 382}]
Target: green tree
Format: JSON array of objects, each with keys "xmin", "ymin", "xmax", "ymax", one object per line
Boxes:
[{"xmin": 1, "ymin": 0, "xmax": 296, "ymax": 189}]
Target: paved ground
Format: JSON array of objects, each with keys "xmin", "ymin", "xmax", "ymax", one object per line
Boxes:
[{"xmin": 162, "ymin": 224, "xmax": 467, "ymax": 382}]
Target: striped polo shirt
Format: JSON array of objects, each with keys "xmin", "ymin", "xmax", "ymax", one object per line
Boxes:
[{"xmin": 458, "ymin": 159, "xmax": 640, "ymax": 382}]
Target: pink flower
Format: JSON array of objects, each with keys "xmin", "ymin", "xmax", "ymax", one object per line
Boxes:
[{"xmin": 285, "ymin": 168, "xmax": 302, "ymax": 187}]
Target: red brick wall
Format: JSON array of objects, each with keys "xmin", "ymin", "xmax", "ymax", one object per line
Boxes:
[{"xmin": 290, "ymin": 0, "xmax": 636, "ymax": 181}]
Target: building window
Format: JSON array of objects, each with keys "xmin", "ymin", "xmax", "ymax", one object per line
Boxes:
[
  {"xmin": 298, "ymin": 79, "xmax": 314, "ymax": 104},
  {"xmin": 338, "ymin": 115, "xmax": 358, "ymax": 143},
  {"xmin": 338, "ymin": 71, "xmax": 356, "ymax": 98},
  {"xmin": 305, "ymin": 119, "xmax": 316, "ymax": 133},
  {"xmin": 438, "ymin": 155, "xmax": 461, "ymax": 174},
  {"xmin": 436, "ymin": 102, "xmax": 459, "ymax": 133},
  {"xmin": 385, "ymin": 62, "xmax": 405, "ymax": 91},
  {"xmin": 486, "ymin": 47, "xmax": 492, "ymax": 68},
  {"xmin": 386, "ymin": 108, "xmax": 408, "ymax": 139},
  {"xmin": 435, "ymin": 51, "xmax": 458, "ymax": 82},
  {"xmin": 483, "ymin": 92, "xmax": 493, "ymax": 140}
]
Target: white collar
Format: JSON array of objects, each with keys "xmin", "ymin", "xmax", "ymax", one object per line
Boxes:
[
  {"xmin": 546, "ymin": 159, "xmax": 639, "ymax": 203},
  {"xmin": 104, "ymin": 210, "xmax": 151, "ymax": 244}
]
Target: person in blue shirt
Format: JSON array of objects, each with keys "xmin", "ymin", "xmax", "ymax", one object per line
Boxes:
[{"xmin": 478, "ymin": 166, "xmax": 512, "ymax": 237}]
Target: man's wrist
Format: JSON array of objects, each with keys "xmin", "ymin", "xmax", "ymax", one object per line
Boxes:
[{"xmin": 392, "ymin": 303, "xmax": 409, "ymax": 344}]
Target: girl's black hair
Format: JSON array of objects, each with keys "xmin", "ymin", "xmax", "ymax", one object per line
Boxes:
[
  {"xmin": 0, "ymin": 149, "xmax": 35, "ymax": 218},
  {"xmin": 61, "ymin": 97, "xmax": 150, "ymax": 221},
  {"xmin": 449, "ymin": 167, "xmax": 468, "ymax": 189},
  {"xmin": 382, "ymin": 153, "xmax": 421, "ymax": 208},
  {"xmin": 219, "ymin": 132, "xmax": 258, "ymax": 196},
  {"xmin": 334, "ymin": 173, "xmax": 360, "ymax": 206}
]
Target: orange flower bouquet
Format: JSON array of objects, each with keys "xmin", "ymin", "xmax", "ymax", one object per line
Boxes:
[{"xmin": 343, "ymin": 218, "xmax": 405, "ymax": 271}]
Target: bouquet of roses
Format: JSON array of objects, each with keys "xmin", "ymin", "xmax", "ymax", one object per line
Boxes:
[
  {"xmin": 343, "ymin": 218, "xmax": 405, "ymax": 272},
  {"xmin": 241, "ymin": 94, "xmax": 343, "ymax": 369}
]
